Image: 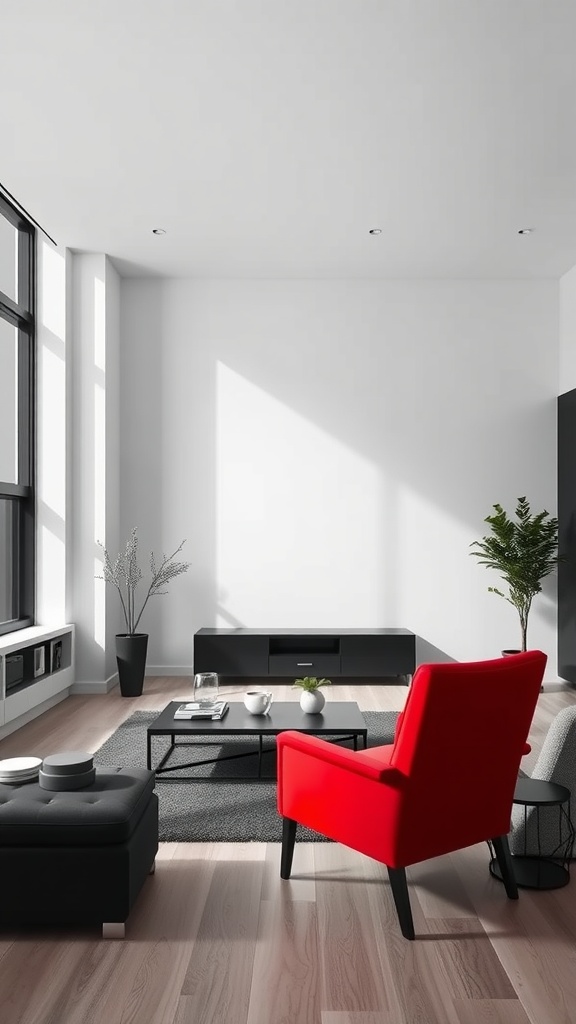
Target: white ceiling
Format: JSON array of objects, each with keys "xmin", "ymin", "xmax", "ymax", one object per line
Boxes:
[{"xmin": 2, "ymin": 0, "xmax": 576, "ymax": 279}]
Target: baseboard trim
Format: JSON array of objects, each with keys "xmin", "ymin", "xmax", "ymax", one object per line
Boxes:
[
  {"xmin": 0, "ymin": 689, "xmax": 70, "ymax": 740},
  {"xmin": 542, "ymin": 679, "xmax": 575, "ymax": 692},
  {"xmin": 70, "ymin": 672, "xmax": 119, "ymax": 695},
  {"xmin": 145, "ymin": 665, "xmax": 194, "ymax": 677}
]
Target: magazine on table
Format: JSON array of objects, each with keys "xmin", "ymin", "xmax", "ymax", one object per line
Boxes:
[{"xmin": 174, "ymin": 700, "xmax": 229, "ymax": 720}]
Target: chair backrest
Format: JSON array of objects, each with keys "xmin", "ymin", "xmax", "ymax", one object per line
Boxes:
[{"xmin": 388, "ymin": 651, "xmax": 547, "ymax": 865}]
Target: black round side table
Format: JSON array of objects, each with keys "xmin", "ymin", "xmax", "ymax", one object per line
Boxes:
[{"xmin": 490, "ymin": 777, "xmax": 575, "ymax": 890}]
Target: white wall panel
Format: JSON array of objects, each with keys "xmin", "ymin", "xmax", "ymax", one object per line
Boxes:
[{"xmin": 120, "ymin": 278, "xmax": 559, "ymax": 677}]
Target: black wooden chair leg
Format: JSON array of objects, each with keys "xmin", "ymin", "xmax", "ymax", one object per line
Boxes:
[
  {"xmin": 387, "ymin": 866, "xmax": 415, "ymax": 940},
  {"xmin": 491, "ymin": 834, "xmax": 518, "ymax": 899},
  {"xmin": 281, "ymin": 817, "xmax": 297, "ymax": 879}
]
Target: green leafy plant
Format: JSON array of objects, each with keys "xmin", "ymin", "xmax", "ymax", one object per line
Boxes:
[
  {"xmin": 470, "ymin": 496, "xmax": 560, "ymax": 652},
  {"xmin": 292, "ymin": 676, "xmax": 332, "ymax": 691},
  {"xmin": 97, "ymin": 528, "xmax": 191, "ymax": 635}
]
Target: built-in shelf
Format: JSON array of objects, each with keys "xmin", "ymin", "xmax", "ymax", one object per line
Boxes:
[{"xmin": 0, "ymin": 625, "xmax": 75, "ymax": 734}]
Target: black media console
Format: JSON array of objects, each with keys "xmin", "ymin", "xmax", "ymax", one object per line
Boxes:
[{"xmin": 193, "ymin": 628, "xmax": 416, "ymax": 684}]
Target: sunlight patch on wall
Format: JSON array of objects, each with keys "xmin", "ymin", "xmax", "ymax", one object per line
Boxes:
[
  {"xmin": 38, "ymin": 347, "xmax": 65, "ymax": 519},
  {"xmin": 40, "ymin": 242, "xmax": 65, "ymax": 339},
  {"xmin": 37, "ymin": 524, "xmax": 65, "ymax": 624},
  {"xmin": 216, "ymin": 362, "xmax": 382, "ymax": 627},
  {"xmin": 94, "ymin": 380, "xmax": 106, "ymax": 545},
  {"xmin": 92, "ymin": 275, "xmax": 106, "ymax": 647},
  {"xmin": 35, "ymin": 241, "xmax": 67, "ymax": 625},
  {"xmin": 93, "ymin": 275, "xmax": 106, "ymax": 545}
]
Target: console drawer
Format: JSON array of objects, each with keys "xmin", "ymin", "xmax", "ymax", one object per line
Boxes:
[{"xmin": 268, "ymin": 654, "xmax": 341, "ymax": 677}]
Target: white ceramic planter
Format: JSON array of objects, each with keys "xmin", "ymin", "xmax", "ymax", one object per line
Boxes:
[{"xmin": 300, "ymin": 689, "xmax": 325, "ymax": 714}]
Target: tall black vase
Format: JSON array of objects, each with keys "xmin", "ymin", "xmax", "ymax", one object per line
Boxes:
[{"xmin": 116, "ymin": 633, "xmax": 148, "ymax": 697}]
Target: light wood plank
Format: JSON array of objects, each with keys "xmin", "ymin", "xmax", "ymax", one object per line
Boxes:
[
  {"xmin": 450, "ymin": 999, "xmax": 533, "ymax": 1024},
  {"xmin": 179, "ymin": 854, "xmax": 263, "ymax": 1024},
  {"xmin": 410, "ymin": 854, "xmax": 477, "ymax": 919},
  {"xmin": 246, "ymin": 898, "xmax": 321, "ymax": 1024},
  {"xmin": 261, "ymin": 840, "xmax": 316, "ymax": 902},
  {"xmin": 322, "ymin": 1014, "xmax": 397, "ymax": 1023},
  {"xmin": 0, "ymin": 937, "xmax": 15, "ymax": 966},
  {"xmin": 0, "ymin": 936, "xmax": 106, "ymax": 1024},
  {"xmin": 454, "ymin": 842, "xmax": 576, "ymax": 1024},
  {"xmin": 420, "ymin": 916, "xmax": 517, "ymax": 1000},
  {"xmin": 361, "ymin": 856, "xmax": 463, "ymax": 1024},
  {"xmin": 313, "ymin": 844, "xmax": 391, "ymax": 1013}
]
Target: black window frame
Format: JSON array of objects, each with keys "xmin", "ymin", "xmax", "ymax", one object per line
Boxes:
[{"xmin": 0, "ymin": 191, "xmax": 35, "ymax": 636}]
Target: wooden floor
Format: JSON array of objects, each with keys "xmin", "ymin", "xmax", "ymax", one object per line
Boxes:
[{"xmin": 1, "ymin": 678, "xmax": 575, "ymax": 1024}]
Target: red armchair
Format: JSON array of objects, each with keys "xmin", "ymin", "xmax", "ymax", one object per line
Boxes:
[{"xmin": 277, "ymin": 651, "xmax": 547, "ymax": 939}]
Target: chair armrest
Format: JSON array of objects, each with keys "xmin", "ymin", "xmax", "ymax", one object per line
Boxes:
[{"xmin": 277, "ymin": 730, "xmax": 402, "ymax": 784}]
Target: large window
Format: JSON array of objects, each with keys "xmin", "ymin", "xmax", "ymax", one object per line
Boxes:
[{"xmin": 0, "ymin": 193, "xmax": 35, "ymax": 635}]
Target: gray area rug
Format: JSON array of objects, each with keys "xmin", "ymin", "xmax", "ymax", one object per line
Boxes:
[{"xmin": 94, "ymin": 709, "xmax": 399, "ymax": 843}]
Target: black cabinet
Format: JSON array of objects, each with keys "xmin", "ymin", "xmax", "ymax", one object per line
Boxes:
[
  {"xmin": 193, "ymin": 632, "xmax": 268, "ymax": 676},
  {"xmin": 193, "ymin": 628, "xmax": 416, "ymax": 683},
  {"xmin": 340, "ymin": 633, "xmax": 416, "ymax": 676}
]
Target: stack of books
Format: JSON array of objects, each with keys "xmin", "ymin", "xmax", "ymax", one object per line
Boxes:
[{"xmin": 174, "ymin": 700, "xmax": 229, "ymax": 720}]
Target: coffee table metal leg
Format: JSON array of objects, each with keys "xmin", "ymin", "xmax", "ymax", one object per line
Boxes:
[
  {"xmin": 258, "ymin": 735, "xmax": 263, "ymax": 779},
  {"xmin": 153, "ymin": 734, "xmax": 178, "ymax": 774}
]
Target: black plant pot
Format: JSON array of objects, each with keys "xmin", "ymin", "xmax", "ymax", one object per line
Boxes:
[{"xmin": 116, "ymin": 633, "xmax": 148, "ymax": 697}]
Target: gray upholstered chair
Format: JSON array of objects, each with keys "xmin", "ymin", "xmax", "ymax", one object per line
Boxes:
[{"xmin": 510, "ymin": 705, "xmax": 576, "ymax": 858}]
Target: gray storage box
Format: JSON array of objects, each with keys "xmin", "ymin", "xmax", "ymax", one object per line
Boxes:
[{"xmin": 6, "ymin": 655, "xmax": 24, "ymax": 689}]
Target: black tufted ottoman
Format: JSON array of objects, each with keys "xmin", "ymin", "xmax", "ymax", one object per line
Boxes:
[{"xmin": 0, "ymin": 766, "xmax": 158, "ymax": 938}]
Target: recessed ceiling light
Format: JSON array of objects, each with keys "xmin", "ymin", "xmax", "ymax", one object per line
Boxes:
[
  {"xmin": 152, "ymin": 228, "xmax": 166, "ymax": 235},
  {"xmin": 518, "ymin": 228, "xmax": 533, "ymax": 235},
  {"xmin": 369, "ymin": 228, "xmax": 382, "ymax": 235}
]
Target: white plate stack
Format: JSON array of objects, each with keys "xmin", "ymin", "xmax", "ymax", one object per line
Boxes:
[
  {"xmin": 39, "ymin": 751, "xmax": 95, "ymax": 791},
  {"xmin": 0, "ymin": 756, "xmax": 42, "ymax": 785}
]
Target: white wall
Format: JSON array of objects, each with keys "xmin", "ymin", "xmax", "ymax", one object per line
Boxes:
[
  {"xmin": 560, "ymin": 263, "xmax": 576, "ymax": 395},
  {"xmin": 120, "ymin": 279, "xmax": 559, "ymax": 678}
]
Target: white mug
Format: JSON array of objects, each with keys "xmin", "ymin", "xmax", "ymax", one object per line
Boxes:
[{"xmin": 244, "ymin": 690, "xmax": 273, "ymax": 715}]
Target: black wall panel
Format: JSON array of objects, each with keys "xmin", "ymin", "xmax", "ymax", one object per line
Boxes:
[{"xmin": 558, "ymin": 388, "xmax": 576, "ymax": 682}]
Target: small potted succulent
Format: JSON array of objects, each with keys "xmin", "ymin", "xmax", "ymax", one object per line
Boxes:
[{"xmin": 293, "ymin": 676, "xmax": 331, "ymax": 714}]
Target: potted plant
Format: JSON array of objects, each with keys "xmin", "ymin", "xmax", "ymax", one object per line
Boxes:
[
  {"xmin": 97, "ymin": 529, "xmax": 191, "ymax": 696},
  {"xmin": 293, "ymin": 676, "xmax": 331, "ymax": 714},
  {"xmin": 470, "ymin": 496, "xmax": 560, "ymax": 653}
]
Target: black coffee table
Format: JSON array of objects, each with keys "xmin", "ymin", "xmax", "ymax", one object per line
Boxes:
[{"xmin": 147, "ymin": 700, "xmax": 368, "ymax": 781}]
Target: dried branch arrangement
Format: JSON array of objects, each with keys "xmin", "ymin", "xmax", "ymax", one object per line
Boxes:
[{"xmin": 97, "ymin": 528, "xmax": 191, "ymax": 635}]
